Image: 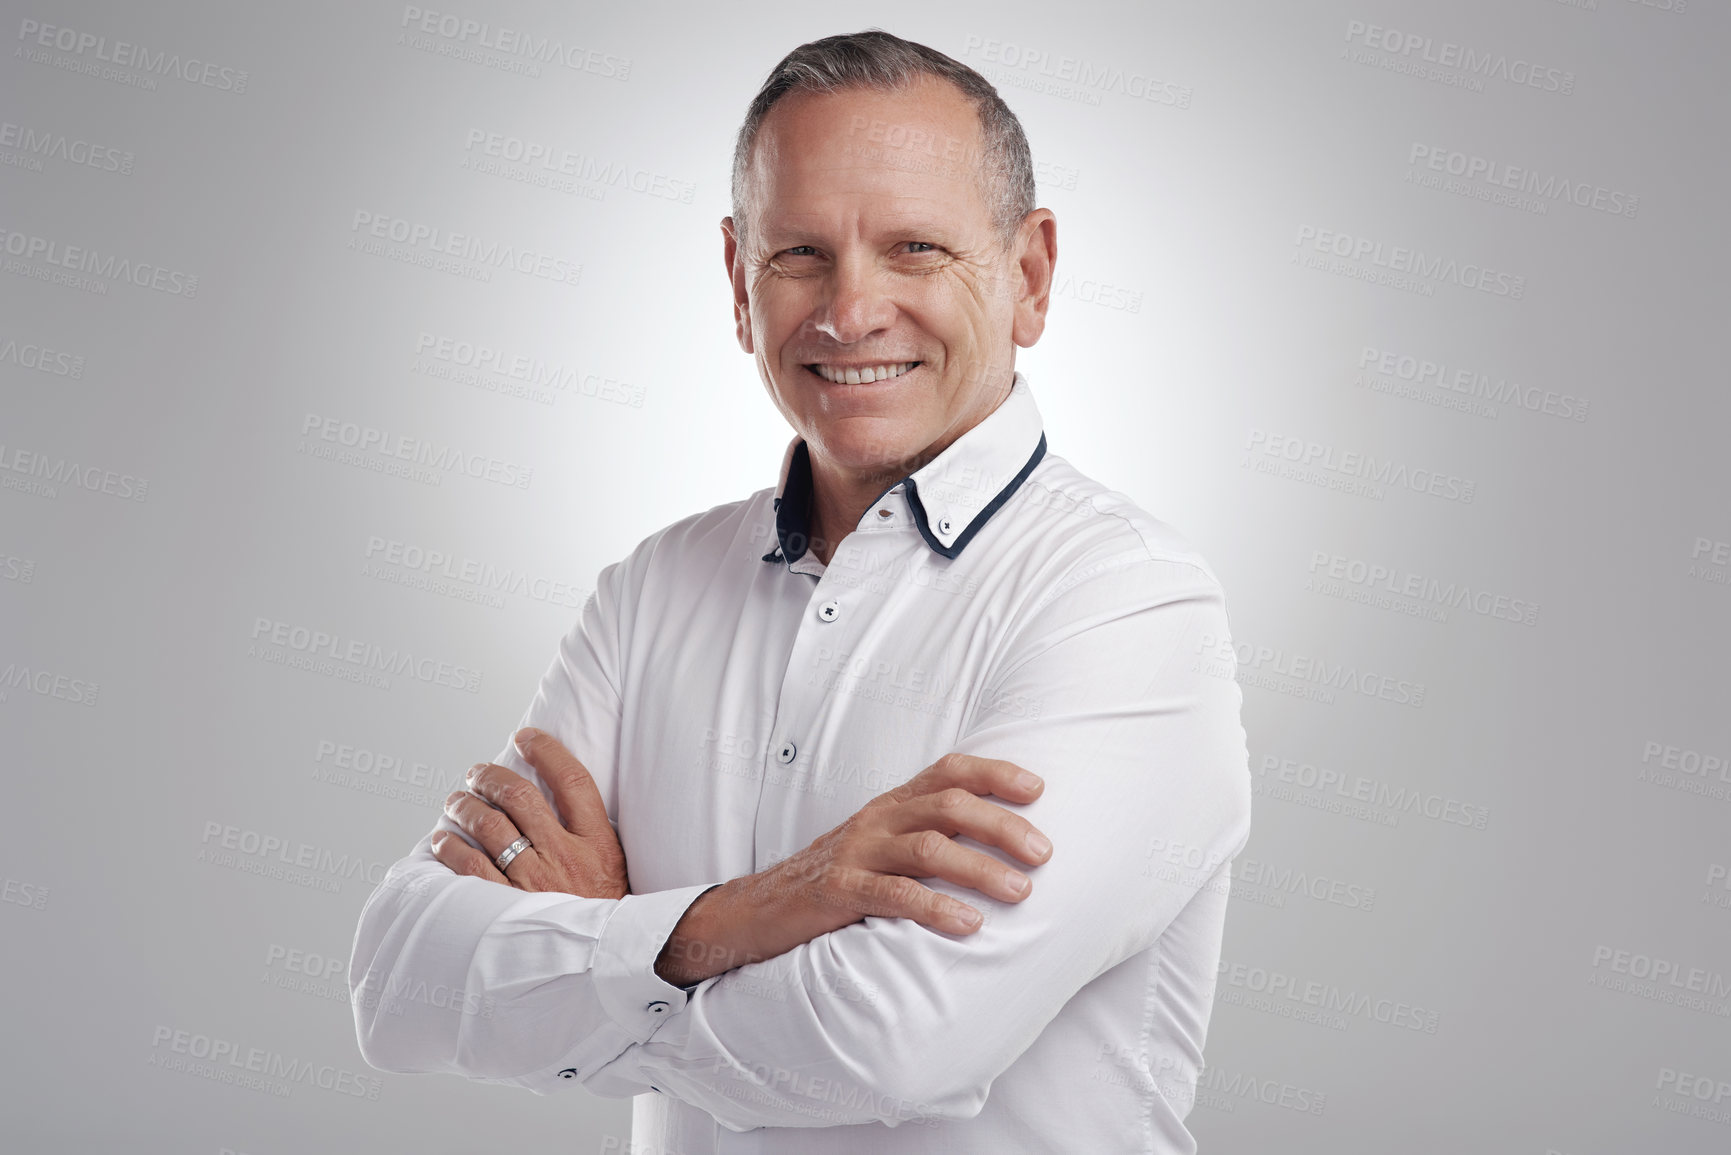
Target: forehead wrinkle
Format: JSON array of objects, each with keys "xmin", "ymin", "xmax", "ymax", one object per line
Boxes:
[
  {"xmin": 745, "ymin": 80, "xmax": 995, "ymax": 227},
  {"xmin": 758, "ymin": 185, "xmax": 981, "ymax": 240}
]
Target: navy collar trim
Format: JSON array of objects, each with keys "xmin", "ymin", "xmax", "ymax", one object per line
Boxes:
[
  {"xmin": 763, "ymin": 440, "xmax": 816, "ymax": 564},
  {"xmin": 761, "ymin": 433, "xmax": 1048, "ymax": 565}
]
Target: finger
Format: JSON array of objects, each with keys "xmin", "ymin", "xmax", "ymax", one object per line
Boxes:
[
  {"xmin": 513, "ymin": 727, "xmax": 613, "ymax": 839},
  {"xmin": 825, "ymin": 865, "xmax": 984, "ymax": 935},
  {"xmin": 431, "ymin": 830, "xmax": 508, "ymax": 884},
  {"xmin": 465, "ymin": 761, "xmax": 567, "ymax": 850},
  {"xmin": 885, "ymin": 787, "xmax": 1053, "ymax": 867},
  {"xmin": 873, "ymin": 828, "xmax": 1034, "ymax": 904},
  {"xmin": 443, "ymin": 789, "xmax": 533, "ymax": 865},
  {"xmin": 882, "ymin": 753, "xmax": 1045, "ymax": 808}
]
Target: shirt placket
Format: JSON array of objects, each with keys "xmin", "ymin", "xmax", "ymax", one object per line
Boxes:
[{"xmin": 752, "ymin": 486, "xmax": 914, "ymax": 870}]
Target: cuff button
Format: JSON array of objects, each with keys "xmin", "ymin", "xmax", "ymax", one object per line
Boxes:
[{"xmin": 558, "ymin": 1068, "xmax": 578, "ymax": 1078}]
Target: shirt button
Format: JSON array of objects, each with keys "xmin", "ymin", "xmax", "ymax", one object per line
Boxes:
[
  {"xmin": 647, "ymin": 1001, "xmax": 669, "ymax": 1014},
  {"xmin": 817, "ymin": 600, "xmax": 840, "ymax": 622},
  {"xmin": 938, "ymin": 516, "xmax": 954, "ymax": 535},
  {"xmin": 776, "ymin": 741, "xmax": 797, "ymax": 764}
]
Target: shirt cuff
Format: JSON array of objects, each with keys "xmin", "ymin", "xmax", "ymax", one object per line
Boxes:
[{"xmin": 592, "ymin": 883, "xmax": 718, "ymax": 1042}]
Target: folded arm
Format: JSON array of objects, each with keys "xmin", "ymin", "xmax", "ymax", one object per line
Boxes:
[
  {"xmin": 347, "ymin": 554, "xmax": 1051, "ymax": 1095},
  {"xmin": 348, "ymin": 561, "xmax": 715, "ymax": 1087},
  {"xmin": 581, "ymin": 558, "xmax": 1252, "ymax": 1129}
]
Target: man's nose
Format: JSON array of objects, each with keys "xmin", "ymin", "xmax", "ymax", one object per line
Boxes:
[{"xmin": 814, "ymin": 256, "xmax": 895, "ymax": 345}]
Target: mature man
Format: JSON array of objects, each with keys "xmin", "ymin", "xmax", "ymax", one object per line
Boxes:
[{"xmin": 350, "ymin": 30, "xmax": 1250, "ymax": 1153}]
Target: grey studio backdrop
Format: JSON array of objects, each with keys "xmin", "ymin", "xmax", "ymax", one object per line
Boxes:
[{"xmin": 2, "ymin": 1, "xmax": 1726, "ymax": 1152}]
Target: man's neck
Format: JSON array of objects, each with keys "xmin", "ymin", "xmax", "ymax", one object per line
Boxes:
[
  {"xmin": 797, "ymin": 379, "xmax": 1018, "ymax": 566},
  {"xmin": 804, "ymin": 456, "xmax": 907, "ymax": 567}
]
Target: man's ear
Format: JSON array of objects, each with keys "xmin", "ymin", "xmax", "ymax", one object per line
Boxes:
[
  {"xmin": 1010, "ymin": 209, "xmax": 1058, "ymax": 349},
  {"xmin": 722, "ymin": 216, "xmax": 753, "ymax": 354}
]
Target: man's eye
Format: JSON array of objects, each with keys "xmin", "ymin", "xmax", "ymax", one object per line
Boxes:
[
  {"xmin": 903, "ymin": 242, "xmax": 937, "ymax": 254},
  {"xmin": 781, "ymin": 246, "xmax": 818, "ymax": 258}
]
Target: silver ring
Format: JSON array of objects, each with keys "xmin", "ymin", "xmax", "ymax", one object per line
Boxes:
[{"xmin": 494, "ymin": 835, "xmax": 532, "ymax": 873}]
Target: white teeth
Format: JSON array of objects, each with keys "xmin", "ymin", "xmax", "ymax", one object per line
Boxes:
[{"xmin": 812, "ymin": 361, "xmax": 916, "ymax": 384}]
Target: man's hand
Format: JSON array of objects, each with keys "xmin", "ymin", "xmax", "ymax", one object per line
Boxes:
[
  {"xmin": 431, "ymin": 727, "xmax": 630, "ymax": 900},
  {"xmin": 655, "ymin": 753, "xmax": 1052, "ymax": 987}
]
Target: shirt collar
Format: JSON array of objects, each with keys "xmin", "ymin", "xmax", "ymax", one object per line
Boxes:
[{"xmin": 763, "ymin": 372, "xmax": 1048, "ymax": 566}]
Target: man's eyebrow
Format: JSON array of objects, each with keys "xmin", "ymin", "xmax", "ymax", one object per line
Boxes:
[{"xmin": 755, "ymin": 215, "xmax": 966, "ymax": 250}]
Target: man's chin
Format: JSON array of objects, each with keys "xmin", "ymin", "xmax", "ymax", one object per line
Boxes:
[{"xmin": 808, "ymin": 422, "xmax": 935, "ymax": 479}]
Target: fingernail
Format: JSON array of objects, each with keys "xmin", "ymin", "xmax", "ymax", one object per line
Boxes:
[
  {"xmin": 1016, "ymin": 770, "xmax": 1043, "ymax": 791},
  {"xmin": 1025, "ymin": 831, "xmax": 1051, "ymax": 857},
  {"xmin": 466, "ymin": 763, "xmax": 484, "ymax": 781},
  {"xmin": 1004, "ymin": 871, "xmax": 1030, "ymax": 897},
  {"xmin": 514, "ymin": 727, "xmax": 541, "ymax": 749},
  {"xmin": 958, "ymin": 906, "xmax": 983, "ymax": 930}
]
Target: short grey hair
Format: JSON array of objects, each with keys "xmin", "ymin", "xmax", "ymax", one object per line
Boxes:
[{"xmin": 730, "ymin": 29, "xmax": 1036, "ymax": 247}]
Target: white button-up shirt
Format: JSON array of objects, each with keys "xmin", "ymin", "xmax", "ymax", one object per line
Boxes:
[{"xmin": 349, "ymin": 374, "xmax": 1252, "ymax": 1153}]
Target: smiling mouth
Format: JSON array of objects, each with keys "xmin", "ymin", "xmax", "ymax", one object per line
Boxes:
[{"xmin": 805, "ymin": 361, "xmax": 921, "ymax": 385}]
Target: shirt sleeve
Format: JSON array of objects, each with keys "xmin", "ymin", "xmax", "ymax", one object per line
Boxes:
[
  {"xmin": 580, "ymin": 555, "xmax": 1253, "ymax": 1129},
  {"xmin": 347, "ymin": 556, "xmax": 715, "ymax": 1093}
]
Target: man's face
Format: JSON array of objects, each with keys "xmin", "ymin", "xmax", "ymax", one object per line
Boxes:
[{"xmin": 725, "ymin": 76, "xmax": 1053, "ymax": 481}]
